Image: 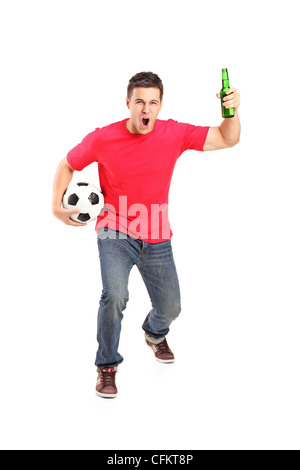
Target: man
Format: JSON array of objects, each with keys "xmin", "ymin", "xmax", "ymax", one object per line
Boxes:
[{"xmin": 52, "ymin": 71, "xmax": 241, "ymax": 399}]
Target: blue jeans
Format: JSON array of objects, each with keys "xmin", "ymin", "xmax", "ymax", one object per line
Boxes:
[{"xmin": 95, "ymin": 228, "xmax": 181, "ymax": 368}]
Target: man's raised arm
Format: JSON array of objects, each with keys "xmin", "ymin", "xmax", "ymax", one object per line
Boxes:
[{"xmin": 203, "ymin": 87, "xmax": 241, "ymax": 151}]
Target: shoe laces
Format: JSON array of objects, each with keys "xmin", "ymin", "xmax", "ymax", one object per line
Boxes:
[
  {"xmin": 101, "ymin": 369, "xmax": 116, "ymax": 387},
  {"xmin": 156, "ymin": 339, "xmax": 171, "ymax": 353}
]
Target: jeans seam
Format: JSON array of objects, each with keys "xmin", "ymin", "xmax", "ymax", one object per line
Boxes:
[
  {"xmin": 137, "ymin": 264, "xmax": 161, "ymax": 337},
  {"xmin": 139, "ymin": 269, "xmax": 157, "ymax": 312}
]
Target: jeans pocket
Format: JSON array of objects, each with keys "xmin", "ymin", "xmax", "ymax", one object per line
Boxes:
[{"xmin": 97, "ymin": 227, "xmax": 118, "ymax": 240}]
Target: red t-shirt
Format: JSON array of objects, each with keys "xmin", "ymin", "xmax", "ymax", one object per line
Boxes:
[{"xmin": 67, "ymin": 118, "xmax": 209, "ymax": 243}]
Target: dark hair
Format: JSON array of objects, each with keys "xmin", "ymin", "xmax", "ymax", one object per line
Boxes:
[{"xmin": 127, "ymin": 71, "xmax": 164, "ymax": 101}]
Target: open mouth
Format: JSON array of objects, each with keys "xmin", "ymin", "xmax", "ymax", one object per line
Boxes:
[{"xmin": 141, "ymin": 117, "xmax": 150, "ymax": 129}]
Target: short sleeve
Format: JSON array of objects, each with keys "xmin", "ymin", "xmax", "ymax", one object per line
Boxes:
[
  {"xmin": 180, "ymin": 123, "xmax": 210, "ymax": 153},
  {"xmin": 66, "ymin": 128, "xmax": 100, "ymax": 171}
]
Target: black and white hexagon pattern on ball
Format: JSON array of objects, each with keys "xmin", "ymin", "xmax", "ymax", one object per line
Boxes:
[{"xmin": 62, "ymin": 182, "xmax": 104, "ymax": 223}]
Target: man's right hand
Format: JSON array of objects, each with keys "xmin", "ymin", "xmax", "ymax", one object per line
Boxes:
[{"xmin": 52, "ymin": 206, "xmax": 87, "ymax": 226}]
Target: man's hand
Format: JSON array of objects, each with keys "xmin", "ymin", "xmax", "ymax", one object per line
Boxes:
[
  {"xmin": 52, "ymin": 206, "xmax": 87, "ymax": 227},
  {"xmin": 216, "ymin": 87, "xmax": 241, "ymax": 110}
]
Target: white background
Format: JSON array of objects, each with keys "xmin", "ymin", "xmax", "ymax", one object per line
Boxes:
[{"xmin": 0, "ymin": 0, "xmax": 299, "ymax": 450}]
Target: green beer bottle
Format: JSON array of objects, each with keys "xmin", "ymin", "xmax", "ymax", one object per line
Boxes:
[{"xmin": 221, "ymin": 68, "xmax": 235, "ymax": 118}]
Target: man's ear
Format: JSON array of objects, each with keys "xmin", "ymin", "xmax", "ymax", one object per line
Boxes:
[{"xmin": 126, "ymin": 97, "xmax": 130, "ymax": 109}]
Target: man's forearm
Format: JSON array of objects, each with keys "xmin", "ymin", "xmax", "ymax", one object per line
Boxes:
[
  {"xmin": 52, "ymin": 158, "xmax": 86, "ymax": 226},
  {"xmin": 52, "ymin": 158, "xmax": 74, "ymax": 213},
  {"xmin": 219, "ymin": 111, "xmax": 241, "ymax": 147}
]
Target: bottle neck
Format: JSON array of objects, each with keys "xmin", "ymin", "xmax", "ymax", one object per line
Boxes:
[{"xmin": 222, "ymin": 78, "xmax": 230, "ymax": 88}]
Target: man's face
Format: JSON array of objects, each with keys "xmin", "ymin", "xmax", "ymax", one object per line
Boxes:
[{"xmin": 126, "ymin": 87, "xmax": 162, "ymax": 135}]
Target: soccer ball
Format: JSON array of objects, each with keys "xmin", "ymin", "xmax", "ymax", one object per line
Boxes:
[{"xmin": 63, "ymin": 182, "xmax": 104, "ymax": 223}]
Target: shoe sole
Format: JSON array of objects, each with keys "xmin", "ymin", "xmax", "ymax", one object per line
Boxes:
[
  {"xmin": 146, "ymin": 343, "xmax": 175, "ymax": 363},
  {"xmin": 96, "ymin": 391, "xmax": 118, "ymax": 399},
  {"xmin": 156, "ymin": 358, "xmax": 175, "ymax": 364}
]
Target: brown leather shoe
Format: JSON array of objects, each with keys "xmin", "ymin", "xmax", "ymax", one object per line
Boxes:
[
  {"xmin": 96, "ymin": 368, "xmax": 118, "ymax": 398},
  {"xmin": 145, "ymin": 337, "xmax": 175, "ymax": 363}
]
